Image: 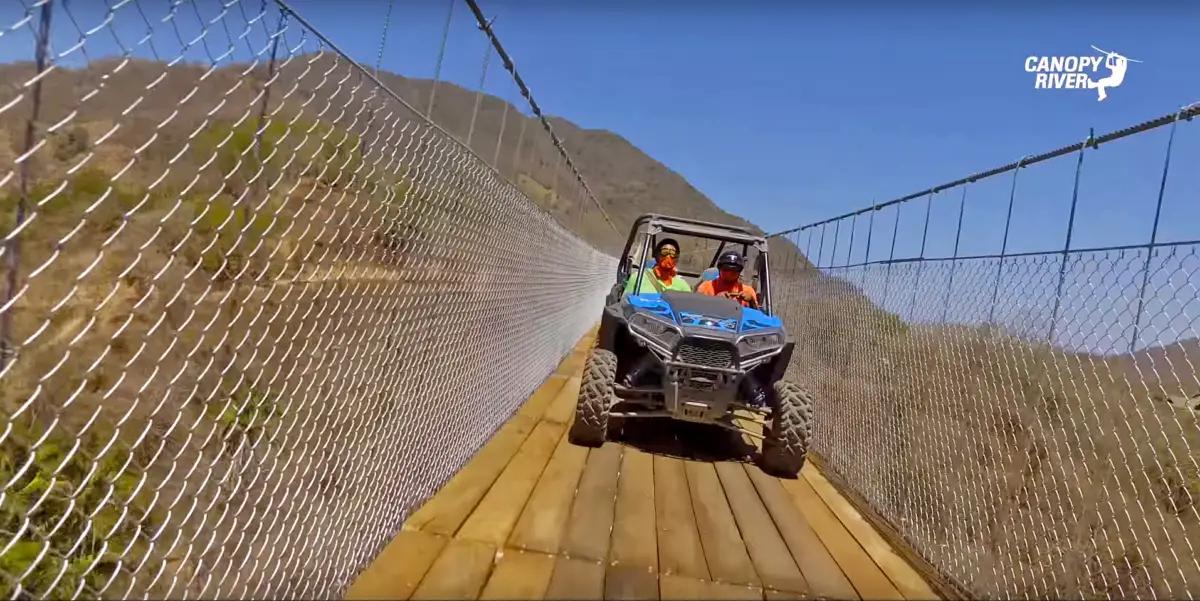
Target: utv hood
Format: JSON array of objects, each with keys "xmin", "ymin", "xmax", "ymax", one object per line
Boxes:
[{"xmin": 626, "ymin": 291, "xmax": 782, "ymax": 335}]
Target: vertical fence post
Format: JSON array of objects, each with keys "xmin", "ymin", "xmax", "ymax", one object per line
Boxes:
[
  {"xmin": 909, "ymin": 192, "xmax": 934, "ymax": 319},
  {"xmin": 830, "ymin": 218, "xmax": 841, "ymax": 270},
  {"xmin": 427, "ymin": 0, "xmax": 455, "ymax": 119},
  {"xmin": 815, "ymin": 223, "xmax": 828, "ymax": 270},
  {"xmin": 361, "ymin": 0, "xmax": 393, "ymax": 159},
  {"xmin": 1128, "ymin": 112, "xmax": 1182, "ymax": 354},
  {"xmin": 987, "ymin": 156, "xmax": 1029, "ymax": 334},
  {"xmin": 512, "ymin": 117, "xmax": 527, "ymax": 182},
  {"xmin": 1047, "ymin": 130, "xmax": 1094, "ymax": 346},
  {"xmin": 845, "ymin": 213, "xmax": 857, "ymax": 286},
  {"xmin": 942, "ymin": 183, "xmax": 969, "ymax": 323},
  {"xmin": 862, "ymin": 203, "xmax": 876, "ymax": 290},
  {"xmin": 551, "ymin": 153, "xmax": 563, "ymax": 220},
  {"xmin": 493, "ymin": 93, "xmax": 509, "ymax": 169},
  {"xmin": 0, "ymin": 0, "xmax": 54, "ymax": 371},
  {"xmin": 249, "ymin": 6, "xmax": 288, "ymax": 229},
  {"xmin": 880, "ymin": 203, "xmax": 901, "ymax": 314},
  {"xmin": 466, "ymin": 25, "xmax": 494, "ymax": 149},
  {"xmin": 803, "ymin": 227, "xmax": 814, "ymax": 270}
]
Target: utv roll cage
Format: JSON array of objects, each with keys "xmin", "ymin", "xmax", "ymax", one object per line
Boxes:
[{"xmin": 612, "ymin": 214, "xmax": 774, "ymax": 315}]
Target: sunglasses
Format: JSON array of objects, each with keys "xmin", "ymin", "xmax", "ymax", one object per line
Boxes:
[{"xmin": 657, "ymin": 248, "xmax": 678, "ymax": 258}]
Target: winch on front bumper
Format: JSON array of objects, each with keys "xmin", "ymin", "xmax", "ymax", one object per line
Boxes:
[{"xmin": 659, "ymin": 337, "xmax": 746, "ymax": 424}]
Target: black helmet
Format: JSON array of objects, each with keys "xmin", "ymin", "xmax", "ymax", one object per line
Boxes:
[{"xmin": 717, "ymin": 251, "xmax": 744, "ymax": 271}]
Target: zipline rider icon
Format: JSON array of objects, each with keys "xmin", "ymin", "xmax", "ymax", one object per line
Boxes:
[
  {"xmin": 1088, "ymin": 45, "xmax": 1142, "ymax": 102},
  {"xmin": 1025, "ymin": 45, "xmax": 1142, "ymax": 102}
]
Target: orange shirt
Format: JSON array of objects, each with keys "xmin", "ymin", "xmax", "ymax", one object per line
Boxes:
[{"xmin": 697, "ymin": 278, "xmax": 759, "ymax": 308}]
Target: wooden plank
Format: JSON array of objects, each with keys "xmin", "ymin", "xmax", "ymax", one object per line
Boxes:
[
  {"xmin": 764, "ymin": 588, "xmax": 803, "ymax": 600},
  {"xmin": 733, "ymin": 409, "xmax": 765, "ymax": 450},
  {"xmin": 604, "ymin": 567, "xmax": 660, "ymax": 600},
  {"xmin": 508, "ymin": 425, "xmax": 590, "ymax": 554},
  {"xmin": 653, "ymin": 455, "xmax": 709, "ymax": 580},
  {"xmin": 343, "ymin": 530, "xmax": 448, "ymax": 600},
  {"xmin": 561, "ymin": 442, "xmax": 623, "ymax": 562},
  {"xmin": 545, "ymin": 556, "xmax": 606, "ymax": 600},
  {"xmin": 517, "ymin": 375, "xmax": 570, "ymax": 422},
  {"xmin": 608, "ymin": 448, "xmax": 657, "ymax": 573},
  {"xmin": 714, "ymin": 462, "xmax": 809, "ymax": 595},
  {"xmin": 745, "ymin": 464, "xmax": 859, "ymax": 600},
  {"xmin": 458, "ymin": 420, "xmax": 566, "ymax": 546},
  {"xmin": 803, "ymin": 466, "xmax": 939, "ymax": 600},
  {"xmin": 479, "ymin": 549, "xmax": 556, "ymax": 600},
  {"xmin": 659, "ymin": 574, "xmax": 763, "ymax": 601},
  {"xmin": 781, "ymin": 473, "xmax": 904, "ymax": 600},
  {"xmin": 684, "ymin": 461, "xmax": 760, "ymax": 587},
  {"xmin": 409, "ymin": 538, "xmax": 496, "ymax": 600},
  {"xmin": 556, "ymin": 352, "xmax": 588, "ymax": 377},
  {"xmin": 544, "ymin": 376, "xmax": 583, "ymax": 424},
  {"xmin": 404, "ymin": 413, "xmax": 538, "ymax": 536}
]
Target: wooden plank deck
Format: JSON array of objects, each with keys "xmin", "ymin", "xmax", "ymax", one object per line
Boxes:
[{"xmin": 345, "ymin": 328, "xmax": 942, "ymax": 601}]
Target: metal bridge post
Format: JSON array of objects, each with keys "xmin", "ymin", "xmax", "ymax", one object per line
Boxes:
[
  {"xmin": 1128, "ymin": 111, "xmax": 1183, "ymax": 354},
  {"xmin": 1046, "ymin": 130, "xmax": 1095, "ymax": 346}
]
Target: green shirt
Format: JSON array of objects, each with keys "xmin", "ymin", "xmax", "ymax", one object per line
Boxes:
[{"xmin": 624, "ymin": 269, "xmax": 692, "ymax": 295}]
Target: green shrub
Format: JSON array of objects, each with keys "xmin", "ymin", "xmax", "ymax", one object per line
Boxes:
[{"xmin": 0, "ymin": 423, "xmax": 156, "ymax": 599}]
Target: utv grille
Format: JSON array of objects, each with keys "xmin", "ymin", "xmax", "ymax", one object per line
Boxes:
[{"xmin": 676, "ymin": 339, "xmax": 734, "ymax": 369}]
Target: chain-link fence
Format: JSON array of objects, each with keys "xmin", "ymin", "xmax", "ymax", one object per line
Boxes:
[
  {"xmin": 770, "ymin": 106, "xmax": 1200, "ymax": 599},
  {"xmin": 0, "ymin": 0, "xmax": 615, "ymax": 598}
]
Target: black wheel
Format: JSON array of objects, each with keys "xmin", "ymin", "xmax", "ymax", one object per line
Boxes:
[
  {"xmin": 760, "ymin": 380, "xmax": 813, "ymax": 477},
  {"xmin": 569, "ymin": 348, "xmax": 617, "ymax": 447}
]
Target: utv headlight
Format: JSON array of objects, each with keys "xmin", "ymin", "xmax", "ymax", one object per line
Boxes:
[
  {"xmin": 629, "ymin": 313, "xmax": 681, "ymax": 349},
  {"xmin": 737, "ymin": 332, "xmax": 784, "ymax": 356}
]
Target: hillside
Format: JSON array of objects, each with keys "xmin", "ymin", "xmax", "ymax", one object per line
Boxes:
[
  {"xmin": 0, "ymin": 56, "xmax": 808, "ymax": 266},
  {"xmin": 1124, "ymin": 337, "xmax": 1200, "ymax": 399}
]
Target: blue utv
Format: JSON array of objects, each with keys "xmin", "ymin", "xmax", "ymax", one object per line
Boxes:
[{"xmin": 569, "ymin": 214, "xmax": 814, "ymax": 477}]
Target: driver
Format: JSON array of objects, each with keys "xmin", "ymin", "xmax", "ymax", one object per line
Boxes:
[
  {"xmin": 697, "ymin": 251, "xmax": 759, "ymax": 309},
  {"xmin": 624, "ymin": 237, "xmax": 692, "ymax": 295}
]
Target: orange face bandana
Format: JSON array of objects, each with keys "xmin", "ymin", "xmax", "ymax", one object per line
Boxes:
[
  {"xmin": 654, "ymin": 250, "xmax": 677, "ymax": 284},
  {"xmin": 719, "ymin": 268, "xmax": 740, "ymax": 284}
]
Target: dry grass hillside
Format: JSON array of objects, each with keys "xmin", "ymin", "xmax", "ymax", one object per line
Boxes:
[
  {"xmin": 0, "ymin": 54, "xmax": 630, "ymax": 598},
  {"xmin": 775, "ymin": 257, "xmax": 1200, "ymax": 599}
]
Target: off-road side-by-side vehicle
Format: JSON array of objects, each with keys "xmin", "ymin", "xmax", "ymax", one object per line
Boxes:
[{"xmin": 568, "ymin": 214, "xmax": 814, "ymax": 476}]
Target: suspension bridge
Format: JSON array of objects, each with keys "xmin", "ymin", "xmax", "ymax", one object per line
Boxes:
[{"xmin": 0, "ymin": 1, "xmax": 1197, "ymax": 599}]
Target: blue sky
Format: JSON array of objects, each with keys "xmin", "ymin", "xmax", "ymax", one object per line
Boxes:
[
  {"xmin": 2, "ymin": 0, "xmax": 1197, "ymax": 352},
  {"xmin": 5, "ymin": 0, "xmax": 1196, "ymax": 256},
  {"xmin": 272, "ymin": 0, "xmax": 1200, "ymax": 259}
]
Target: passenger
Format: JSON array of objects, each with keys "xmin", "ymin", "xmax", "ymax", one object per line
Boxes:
[
  {"xmin": 697, "ymin": 251, "xmax": 759, "ymax": 309},
  {"xmin": 625, "ymin": 238, "xmax": 692, "ymax": 295}
]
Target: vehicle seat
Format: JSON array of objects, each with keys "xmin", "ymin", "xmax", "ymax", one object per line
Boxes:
[{"xmin": 700, "ymin": 267, "xmax": 719, "ymax": 282}]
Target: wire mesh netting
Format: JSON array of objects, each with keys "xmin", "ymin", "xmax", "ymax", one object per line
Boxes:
[
  {"xmin": 771, "ymin": 107, "xmax": 1200, "ymax": 599},
  {"xmin": 0, "ymin": 0, "xmax": 614, "ymax": 598}
]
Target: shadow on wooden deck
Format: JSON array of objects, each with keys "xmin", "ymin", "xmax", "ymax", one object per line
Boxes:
[{"xmin": 344, "ymin": 327, "xmax": 943, "ymax": 601}]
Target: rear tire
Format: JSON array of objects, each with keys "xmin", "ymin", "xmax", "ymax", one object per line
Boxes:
[
  {"xmin": 569, "ymin": 348, "xmax": 617, "ymax": 447},
  {"xmin": 761, "ymin": 380, "xmax": 813, "ymax": 477}
]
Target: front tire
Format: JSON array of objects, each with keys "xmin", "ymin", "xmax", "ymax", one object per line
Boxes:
[
  {"xmin": 760, "ymin": 380, "xmax": 814, "ymax": 477},
  {"xmin": 569, "ymin": 348, "xmax": 617, "ymax": 447}
]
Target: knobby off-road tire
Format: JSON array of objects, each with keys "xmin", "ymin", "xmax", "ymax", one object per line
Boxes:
[
  {"xmin": 569, "ymin": 348, "xmax": 617, "ymax": 447},
  {"xmin": 761, "ymin": 380, "xmax": 814, "ymax": 477}
]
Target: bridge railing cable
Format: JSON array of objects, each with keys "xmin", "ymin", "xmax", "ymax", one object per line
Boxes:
[
  {"xmin": 461, "ymin": 0, "xmax": 619, "ymax": 243},
  {"xmin": 0, "ymin": 0, "xmax": 614, "ymax": 598},
  {"xmin": 767, "ymin": 104, "xmax": 1200, "ymax": 599}
]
